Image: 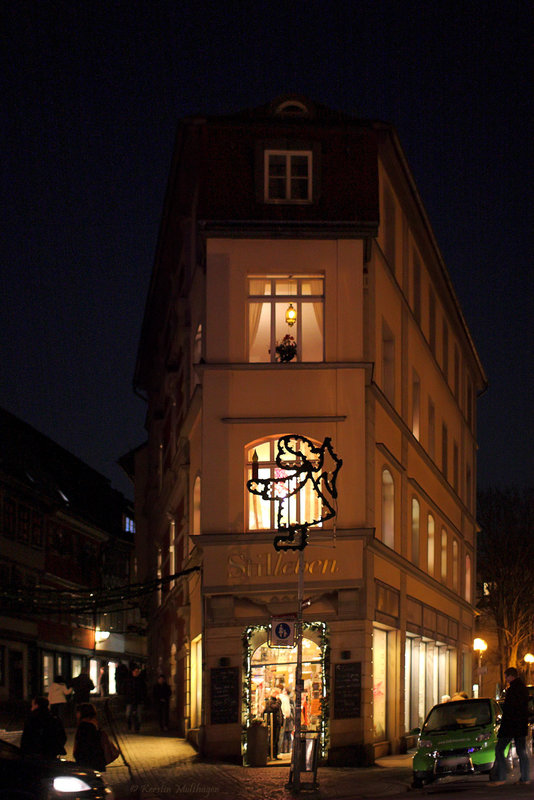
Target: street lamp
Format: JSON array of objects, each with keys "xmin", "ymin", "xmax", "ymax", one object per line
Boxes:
[
  {"xmin": 524, "ymin": 653, "xmax": 534, "ymax": 684},
  {"xmin": 473, "ymin": 638, "xmax": 487, "ymax": 697}
]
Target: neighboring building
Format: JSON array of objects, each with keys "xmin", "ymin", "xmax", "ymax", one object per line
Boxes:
[
  {"xmin": 0, "ymin": 407, "xmax": 145, "ymax": 702},
  {"xmin": 133, "ymin": 96, "xmax": 486, "ymax": 762}
]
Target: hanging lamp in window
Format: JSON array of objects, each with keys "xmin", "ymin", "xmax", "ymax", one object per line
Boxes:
[{"xmin": 285, "ymin": 303, "xmax": 297, "ymax": 326}]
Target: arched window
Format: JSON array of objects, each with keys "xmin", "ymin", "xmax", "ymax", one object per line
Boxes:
[
  {"xmin": 193, "ymin": 476, "xmax": 201, "ymax": 535},
  {"xmin": 465, "ymin": 554, "xmax": 472, "ymax": 603},
  {"xmin": 411, "ymin": 498, "xmax": 420, "ymax": 566},
  {"xmin": 452, "ymin": 539, "xmax": 459, "ymax": 592},
  {"xmin": 246, "ymin": 437, "xmax": 323, "ymax": 531},
  {"xmin": 427, "ymin": 514, "xmax": 435, "ymax": 575},
  {"xmin": 381, "ymin": 469, "xmax": 395, "ymax": 549},
  {"xmin": 441, "ymin": 527, "xmax": 447, "ymax": 581}
]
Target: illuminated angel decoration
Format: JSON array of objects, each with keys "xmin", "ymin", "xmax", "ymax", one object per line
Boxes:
[{"xmin": 246, "ymin": 435, "xmax": 342, "ymax": 550}]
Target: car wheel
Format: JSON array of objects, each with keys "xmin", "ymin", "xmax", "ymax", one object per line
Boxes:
[{"xmin": 412, "ymin": 772, "xmax": 433, "ymax": 788}]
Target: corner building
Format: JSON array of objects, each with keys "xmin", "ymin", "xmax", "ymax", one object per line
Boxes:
[{"xmin": 133, "ymin": 96, "xmax": 486, "ymax": 763}]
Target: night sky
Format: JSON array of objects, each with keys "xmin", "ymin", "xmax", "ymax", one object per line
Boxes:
[{"xmin": 1, "ymin": 1, "xmax": 532, "ymax": 499}]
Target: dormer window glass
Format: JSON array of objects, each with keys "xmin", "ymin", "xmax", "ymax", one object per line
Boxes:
[{"xmin": 265, "ymin": 150, "xmax": 312, "ymax": 203}]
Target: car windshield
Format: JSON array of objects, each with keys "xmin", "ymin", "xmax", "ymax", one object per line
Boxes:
[{"xmin": 423, "ymin": 699, "xmax": 492, "ymax": 733}]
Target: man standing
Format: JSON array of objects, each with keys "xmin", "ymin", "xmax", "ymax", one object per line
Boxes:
[
  {"xmin": 124, "ymin": 664, "xmax": 147, "ymax": 732},
  {"xmin": 71, "ymin": 670, "xmax": 95, "ymax": 705},
  {"xmin": 21, "ymin": 696, "xmax": 66, "ymax": 760},
  {"xmin": 491, "ymin": 667, "xmax": 530, "ymax": 786}
]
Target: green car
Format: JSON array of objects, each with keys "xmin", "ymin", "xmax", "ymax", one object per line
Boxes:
[{"xmin": 412, "ymin": 698, "xmax": 510, "ymax": 787}]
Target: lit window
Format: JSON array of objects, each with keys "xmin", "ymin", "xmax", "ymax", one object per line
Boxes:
[
  {"xmin": 248, "ymin": 276, "xmax": 324, "ymax": 363},
  {"xmin": 381, "ymin": 469, "xmax": 395, "ymax": 549},
  {"xmin": 465, "ymin": 554, "xmax": 472, "ymax": 602},
  {"xmin": 427, "ymin": 514, "xmax": 435, "ymax": 575},
  {"xmin": 246, "ymin": 437, "xmax": 323, "ymax": 531},
  {"xmin": 452, "ymin": 539, "xmax": 459, "ymax": 592},
  {"xmin": 193, "ymin": 477, "xmax": 201, "ymax": 535},
  {"xmin": 124, "ymin": 516, "xmax": 136, "ymax": 534},
  {"xmin": 264, "ymin": 150, "xmax": 312, "ymax": 202},
  {"xmin": 441, "ymin": 528, "xmax": 447, "ymax": 581},
  {"xmin": 411, "ymin": 498, "xmax": 420, "ymax": 566}
]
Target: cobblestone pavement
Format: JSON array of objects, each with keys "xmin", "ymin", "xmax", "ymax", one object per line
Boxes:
[{"xmin": 62, "ymin": 722, "xmax": 414, "ymax": 800}]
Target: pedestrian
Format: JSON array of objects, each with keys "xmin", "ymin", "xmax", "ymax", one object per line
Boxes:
[
  {"xmin": 491, "ymin": 667, "xmax": 530, "ymax": 786},
  {"xmin": 263, "ymin": 689, "xmax": 283, "ymax": 759},
  {"xmin": 450, "ymin": 690, "xmax": 469, "ymax": 701},
  {"xmin": 279, "ymin": 688, "xmax": 294, "ymax": 754},
  {"xmin": 71, "ymin": 670, "xmax": 95, "ymax": 705},
  {"xmin": 20, "ymin": 696, "xmax": 67, "ymax": 760},
  {"xmin": 115, "ymin": 661, "xmax": 128, "ymax": 695},
  {"xmin": 48, "ymin": 674, "xmax": 73, "ymax": 727},
  {"xmin": 98, "ymin": 662, "xmax": 109, "ymax": 697},
  {"xmin": 153, "ymin": 674, "xmax": 172, "ymax": 731},
  {"xmin": 124, "ymin": 664, "xmax": 148, "ymax": 732},
  {"xmin": 73, "ymin": 703, "xmax": 107, "ymax": 772}
]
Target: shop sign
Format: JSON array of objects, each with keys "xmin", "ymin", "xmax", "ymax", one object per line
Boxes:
[{"xmin": 269, "ymin": 617, "xmax": 296, "ymax": 647}]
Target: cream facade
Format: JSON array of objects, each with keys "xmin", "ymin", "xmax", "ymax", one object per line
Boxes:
[{"xmin": 133, "ymin": 97, "xmax": 486, "ymax": 763}]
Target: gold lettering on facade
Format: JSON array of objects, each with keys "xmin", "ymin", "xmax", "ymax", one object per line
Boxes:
[{"xmin": 226, "ymin": 551, "xmax": 339, "ymax": 581}]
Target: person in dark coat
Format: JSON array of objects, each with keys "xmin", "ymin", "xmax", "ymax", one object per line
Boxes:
[
  {"xmin": 20, "ymin": 696, "xmax": 67, "ymax": 760},
  {"xmin": 115, "ymin": 661, "xmax": 128, "ymax": 695},
  {"xmin": 124, "ymin": 664, "xmax": 148, "ymax": 732},
  {"xmin": 263, "ymin": 690, "xmax": 283, "ymax": 759},
  {"xmin": 493, "ymin": 667, "xmax": 530, "ymax": 785},
  {"xmin": 71, "ymin": 671, "xmax": 95, "ymax": 705},
  {"xmin": 73, "ymin": 703, "xmax": 106, "ymax": 772},
  {"xmin": 153, "ymin": 675, "xmax": 172, "ymax": 731}
]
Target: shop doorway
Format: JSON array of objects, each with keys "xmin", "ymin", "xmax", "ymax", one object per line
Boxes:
[{"xmin": 246, "ymin": 625, "xmax": 327, "ymax": 761}]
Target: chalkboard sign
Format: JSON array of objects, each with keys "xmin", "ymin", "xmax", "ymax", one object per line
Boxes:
[
  {"xmin": 210, "ymin": 666, "xmax": 240, "ymax": 725},
  {"xmin": 333, "ymin": 662, "xmax": 361, "ymax": 719}
]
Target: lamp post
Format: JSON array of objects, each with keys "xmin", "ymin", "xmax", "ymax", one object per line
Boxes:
[
  {"xmin": 524, "ymin": 653, "xmax": 534, "ymax": 685},
  {"xmin": 473, "ymin": 638, "xmax": 487, "ymax": 697}
]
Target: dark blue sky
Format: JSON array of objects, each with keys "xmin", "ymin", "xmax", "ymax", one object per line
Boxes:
[{"xmin": 1, "ymin": 1, "xmax": 532, "ymax": 498}]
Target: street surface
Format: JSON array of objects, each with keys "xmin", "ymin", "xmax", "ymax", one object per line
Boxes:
[
  {"xmin": 68, "ymin": 724, "xmax": 534, "ymax": 800},
  {"xmin": 2, "ymin": 721, "xmax": 532, "ymax": 800}
]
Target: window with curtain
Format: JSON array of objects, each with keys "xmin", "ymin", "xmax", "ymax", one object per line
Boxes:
[
  {"xmin": 452, "ymin": 538, "xmax": 459, "ymax": 592},
  {"xmin": 381, "ymin": 469, "xmax": 395, "ymax": 549},
  {"xmin": 248, "ymin": 276, "xmax": 324, "ymax": 363},
  {"xmin": 465, "ymin": 554, "xmax": 472, "ymax": 602},
  {"xmin": 411, "ymin": 498, "xmax": 420, "ymax": 566},
  {"xmin": 427, "ymin": 514, "xmax": 435, "ymax": 575},
  {"xmin": 441, "ymin": 528, "xmax": 447, "ymax": 582},
  {"xmin": 246, "ymin": 437, "xmax": 323, "ymax": 531}
]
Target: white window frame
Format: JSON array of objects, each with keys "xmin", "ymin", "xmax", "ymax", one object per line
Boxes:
[
  {"xmin": 248, "ymin": 275, "xmax": 324, "ymax": 363},
  {"xmin": 264, "ymin": 150, "xmax": 312, "ymax": 203}
]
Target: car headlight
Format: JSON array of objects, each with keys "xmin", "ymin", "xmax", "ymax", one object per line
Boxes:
[
  {"xmin": 476, "ymin": 732, "xmax": 491, "ymax": 742},
  {"xmin": 418, "ymin": 738, "xmax": 433, "ymax": 748},
  {"xmin": 53, "ymin": 776, "xmax": 93, "ymax": 793}
]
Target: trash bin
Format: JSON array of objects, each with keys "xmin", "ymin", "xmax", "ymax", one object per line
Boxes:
[{"xmin": 247, "ymin": 722, "xmax": 268, "ymax": 766}]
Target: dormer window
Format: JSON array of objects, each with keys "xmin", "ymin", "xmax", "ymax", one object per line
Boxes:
[{"xmin": 264, "ymin": 150, "xmax": 312, "ymax": 203}]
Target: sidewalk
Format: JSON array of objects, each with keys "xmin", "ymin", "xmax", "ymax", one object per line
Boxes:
[
  {"xmin": 79, "ymin": 724, "xmax": 414, "ymax": 800},
  {"xmin": 1, "ymin": 708, "xmax": 413, "ymax": 800}
]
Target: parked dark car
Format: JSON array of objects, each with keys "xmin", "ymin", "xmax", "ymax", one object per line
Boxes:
[{"xmin": 0, "ymin": 738, "xmax": 113, "ymax": 799}]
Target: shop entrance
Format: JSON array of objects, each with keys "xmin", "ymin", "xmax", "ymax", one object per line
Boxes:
[{"xmin": 247, "ymin": 628, "xmax": 325, "ymax": 762}]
